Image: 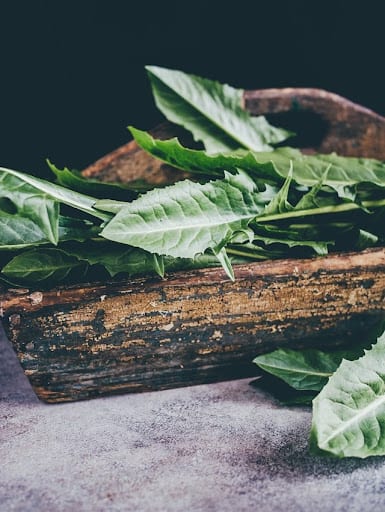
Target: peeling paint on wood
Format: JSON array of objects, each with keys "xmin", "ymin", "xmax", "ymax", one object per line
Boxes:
[{"xmin": 1, "ymin": 249, "xmax": 385, "ymax": 403}]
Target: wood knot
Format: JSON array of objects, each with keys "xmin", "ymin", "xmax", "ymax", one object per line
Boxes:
[{"xmin": 28, "ymin": 291, "xmax": 43, "ymax": 305}]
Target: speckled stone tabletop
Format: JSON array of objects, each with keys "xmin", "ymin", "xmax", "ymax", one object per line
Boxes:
[{"xmin": 1, "ymin": 324, "xmax": 385, "ymax": 512}]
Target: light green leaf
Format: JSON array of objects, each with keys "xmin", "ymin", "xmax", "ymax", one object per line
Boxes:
[
  {"xmin": 100, "ymin": 172, "xmax": 269, "ymax": 273},
  {"xmin": 0, "ymin": 167, "xmax": 111, "ymax": 222},
  {"xmin": 214, "ymin": 247, "xmax": 235, "ymax": 281},
  {"xmin": 0, "ymin": 215, "xmax": 99, "ymax": 251},
  {"xmin": 0, "ymin": 168, "xmax": 59, "ymax": 244},
  {"xmin": 262, "ymin": 165, "xmax": 294, "ymax": 215},
  {"xmin": 94, "ymin": 199, "xmax": 130, "ymax": 214},
  {"xmin": 0, "ymin": 212, "xmax": 48, "ymax": 249},
  {"xmin": 146, "ymin": 65, "xmax": 290, "ymax": 153},
  {"xmin": 310, "ymin": 332, "xmax": 385, "ymax": 458},
  {"xmin": 267, "ymin": 148, "xmax": 385, "ymax": 196}
]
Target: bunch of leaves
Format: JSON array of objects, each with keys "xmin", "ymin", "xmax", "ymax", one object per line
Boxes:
[
  {"xmin": 2, "ymin": 65, "xmax": 385, "ymax": 458},
  {"xmin": 254, "ymin": 326, "xmax": 385, "ymax": 458}
]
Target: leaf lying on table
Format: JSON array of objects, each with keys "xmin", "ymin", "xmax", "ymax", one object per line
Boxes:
[
  {"xmin": 253, "ymin": 343, "xmax": 371, "ymax": 392},
  {"xmin": 310, "ymin": 332, "xmax": 385, "ymax": 458},
  {"xmin": 146, "ymin": 65, "xmax": 291, "ymax": 154}
]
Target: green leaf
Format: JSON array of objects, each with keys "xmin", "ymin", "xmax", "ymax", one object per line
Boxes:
[
  {"xmin": 213, "ymin": 247, "xmax": 235, "ymax": 281},
  {"xmin": 58, "ymin": 216, "xmax": 101, "ymax": 243},
  {"xmin": 0, "ymin": 168, "xmax": 59, "ymax": 244},
  {"xmin": 129, "ymin": 127, "xmax": 284, "ymax": 182},
  {"xmin": 254, "ymin": 344, "xmax": 369, "ymax": 392},
  {"xmin": 0, "ymin": 212, "xmax": 48, "ymax": 249},
  {"xmin": 99, "ymin": 172, "xmax": 270, "ymax": 274},
  {"xmin": 146, "ymin": 65, "xmax": 290, "ymax": 153},
  {"xmin": 0, "ymin": 167, "xmax": 111, "ymax": 222},
  {"xmin": 64, "ymin": 242, "xmax": 230, "ymax": 280},
  {"xmin": 47, "ymin": 160, "xmax": 140, "ymax": 200},
  {"xmin": 252, "ymin": 223, "xmax": 333, "ymax": 256},
  {"xmin": 93, "ymin": 199, "xmax": 131, "ymax": 214},
  {"xmin": 262, "ymin": 165, "xmax": 294, "ymax": 215},
  {"xmin": 1, "ymin": 248, "xmax": 84, "ymax": 283},
  {"xmin": 0, "ymin": 215, "xmax": 99, "ymax": 251},
  {"xmin": 130, "ymin": 129, "xmax": 385, "ymax": 196},
  {"xmin": 267, "ymin": 148, "xmax": 385, "ymax": 197},
  {"xmin": 310, "ymin": 332, "xmax": 385, "ymax": 458}
]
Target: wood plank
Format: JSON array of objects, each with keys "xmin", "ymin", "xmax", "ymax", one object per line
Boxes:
[{"xmin": 2, "ymin": 248, "xmax": 385, "ymax": 402}]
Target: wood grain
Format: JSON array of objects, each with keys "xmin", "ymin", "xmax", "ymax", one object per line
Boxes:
[{"xmin": 2, "ymin": 249, "xmax": 385, "ymax": 402}]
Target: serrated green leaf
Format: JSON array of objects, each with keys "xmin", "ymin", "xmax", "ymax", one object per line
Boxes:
[
  {"xmin": 130, "ymin": 129, "xmax": 385, "ymax": 197},
  {"xmin": 146, "ymin": 65, "xmax": 290, "ymax": 153},
  {"xmin": 129, "ymin": 127, "xmax": 285, "ymax": 183},
  {"xmin": 310, "ymin": 332, "xmax": 385, "ymax": 458},
  {"xmin": 99, "ymin": 172, "xmax": 270, "ymax": 271}
]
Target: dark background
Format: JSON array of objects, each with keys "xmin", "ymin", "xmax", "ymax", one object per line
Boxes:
[{"xmin": 1, "ymin": 0, "xmax": 384, "ymax": 177}]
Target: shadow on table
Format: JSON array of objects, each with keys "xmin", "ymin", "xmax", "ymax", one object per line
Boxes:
[{"xmin": 0, "ymin": 322, "xmax": 38, "ymax": 404}]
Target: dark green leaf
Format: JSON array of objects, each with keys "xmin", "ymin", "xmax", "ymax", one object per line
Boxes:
[
  {"xmin": 1, "ymin": 248, "xmax": 84, "ymax": 283},
  {"xmin": 254, "ymin": 343, "xmax": 370, "ymax": 392},
  {"xmin": 47, "ymin": 160, "xmax": 140, "ymax": 200}
]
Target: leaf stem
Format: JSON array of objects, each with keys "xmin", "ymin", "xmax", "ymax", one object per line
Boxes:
[{"xmin": 257, "ymin": 198, "xmax": 385, "ymax": 223}]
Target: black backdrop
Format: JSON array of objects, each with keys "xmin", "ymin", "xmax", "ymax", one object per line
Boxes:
[{"xmin": 1, "ymin": 0, "xmax": 384, "ymax": 177}]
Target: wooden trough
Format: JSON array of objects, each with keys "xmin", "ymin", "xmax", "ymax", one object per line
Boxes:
[{"xmin": 2, "ymin": 88, "xmax": 385, "ymax": 402}]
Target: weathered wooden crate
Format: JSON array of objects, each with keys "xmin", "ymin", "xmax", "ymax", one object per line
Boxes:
[{"xmin": 2, "ymin": 88, "xmax": 385, "ymax": 402}]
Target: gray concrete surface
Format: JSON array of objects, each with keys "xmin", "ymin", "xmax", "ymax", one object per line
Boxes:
[{"xmin": 1, "ymin": 324, "xmax": 385, "ymax": 512}]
